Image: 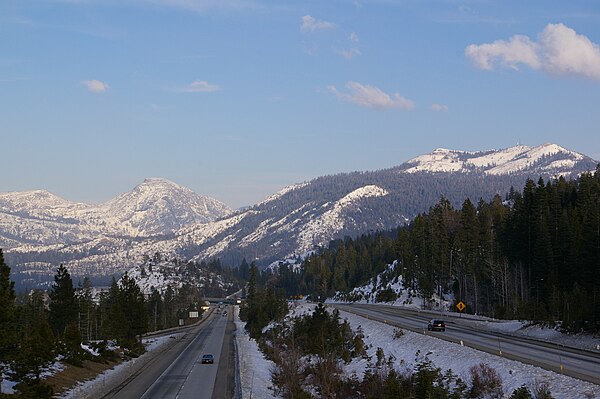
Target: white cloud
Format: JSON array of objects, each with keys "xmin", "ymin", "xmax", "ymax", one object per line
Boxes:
[
  {"xmin": 181, "ymin": 80, "xmax": 220, "ymax": 92},
  {"xmin": 465, "ymin": 35, "xmax": 540, "ymax": 71},
  {"xmin": 431, "ymin": 103, "xmax": 449, "ymax": 112},
  {"xmin": 466, "ymin": 23, "xmax": 600, "ymax": 81},
  {"xmin": 349, "ymin": 32, "xmax": 359, "ymax": 43},
  {"xmin": 337, "ymin": 48, "xmax": 361, "ymax": 59},
  {"xmin": 540, "ymin": 23, "xmax": 600, "ymax": 80},
  {"xmin": 328, "ymin": 81, "xmax": 414, "ymax": 111},
  {"xmin": 81, "ymin": 79, "xmax": 109, "ymax": 93},
  {"xmin": 301, "ymin": 15, "xmax": 336, "ymax": 33}
]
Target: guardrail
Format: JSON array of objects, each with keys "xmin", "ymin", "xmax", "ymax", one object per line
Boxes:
[{"xmin": 233, "ymin": 329, "xmax": 242, "ymax": 399}]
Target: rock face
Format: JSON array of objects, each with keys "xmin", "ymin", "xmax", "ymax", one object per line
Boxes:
[{"xmin": 2, "ymin": 144, "xmax": 597, "ymax": 289}]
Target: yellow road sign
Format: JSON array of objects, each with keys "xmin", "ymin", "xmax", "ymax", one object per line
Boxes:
[{"xmin": 456, "ymin": 301, "xmax": 466, "ymax": 312}]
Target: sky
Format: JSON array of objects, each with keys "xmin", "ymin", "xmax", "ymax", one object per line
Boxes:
[{"xmin": 1, "ymin": 0, "xmax": 600, "ymax": 209}]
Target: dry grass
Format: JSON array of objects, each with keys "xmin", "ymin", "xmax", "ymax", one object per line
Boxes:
[{"xmin": 44, "ymin": 359, "xmax": 122, "ymax": 396}]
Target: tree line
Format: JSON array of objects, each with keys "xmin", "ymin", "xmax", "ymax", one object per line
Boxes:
[{"xmin": 271, "ymin": 167, "xmax": 600, "ymax": 332}]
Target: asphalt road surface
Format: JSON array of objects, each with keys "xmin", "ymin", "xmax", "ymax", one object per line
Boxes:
[
  {"xmin": 103, "ymin": 307, "xmax": 233, "ymax": 399},
  {"xmin": 332, "ymin": 303, "xmax": 600, "ymax": 386}
]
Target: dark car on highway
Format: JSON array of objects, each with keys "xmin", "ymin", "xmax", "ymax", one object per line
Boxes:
[
  {"xmin": 427, "ymin": 319, "xmax": 446, "ymax": 332},
  {"xmin": 201, "ymin": 354, "xmax": 214, "ymax": 364}
]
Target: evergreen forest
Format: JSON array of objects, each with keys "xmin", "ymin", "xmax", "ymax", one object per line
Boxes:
[{"xmin": 272, "ymin": 167, "xmax": 600, "ymax": 332}]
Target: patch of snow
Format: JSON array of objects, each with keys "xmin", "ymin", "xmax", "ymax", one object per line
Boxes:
[
  {"xmin": 81, "ymin": 344, "xmax": 100, "ymax": 357},
  {"xmin": 404, "ymin": 148, "xmax": 467, "ymax": 173},
  {"xmin": 239, "ymin": 218, "xmax": 274, "ymax": 248},
  {"xmin": 1, "ymin": 372, "xmax": 17, "ymax": 394}
]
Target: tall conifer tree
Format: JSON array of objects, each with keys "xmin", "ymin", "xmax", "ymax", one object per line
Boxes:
[
  {"xmin": 0, "ymin": 249, "xmax": 17, "ymax": 394},
  {"xmin": 49, "ymin": 264, "xmax": 77, "ymax": 337}
]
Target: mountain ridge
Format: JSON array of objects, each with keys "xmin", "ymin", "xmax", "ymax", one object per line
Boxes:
[
  {"xmin": 400, "ymin": 143, "xmax": 588, "ymax": 175},
  {"xmin": 2, "ymin": 143, "xmax": 597, "ymax": 289}
]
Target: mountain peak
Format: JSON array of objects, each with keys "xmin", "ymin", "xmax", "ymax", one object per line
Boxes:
[
  {"xmin": 100, "ymin": 179, "xmax": 232, "ymax": 236},
  {"xmin": 402, "ymin": 143, "xmax": 593, "ymax": 176},
  {"xmin": 0, "ymin": 189, "xmax": 82, "ymax": 209},
  {"xmin": 142, "ymin": 177, "xmax": 179, "ymax": 186}
]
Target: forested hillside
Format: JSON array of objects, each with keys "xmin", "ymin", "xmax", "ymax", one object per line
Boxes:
[{"xmin": 273, "ymin": 166, "xmax": 600, "ymax": 332}]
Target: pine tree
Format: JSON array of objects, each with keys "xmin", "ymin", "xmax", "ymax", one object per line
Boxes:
[
  {"xmin": 118, "ymin": 273, "xmax": 148, "ymax": 348},
  {"xmin": 0, "ymin": 249, "xmax": 18, "ymax": 394},
  {"xmin": 13, "ymin": 321, "xmax": 55, "ymax": 398},
  {"xmin": 49, "ymin": 264, "xmax": 78, "ymax": 338},
  {"xmin": 103, "ymin": 277, "xmax": 126, "ymax": 340}
]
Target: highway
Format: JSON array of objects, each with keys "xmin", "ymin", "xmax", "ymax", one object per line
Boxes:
[
  {"xmin": 332, "ymin": 303, "xmax": 600, "ymax": 386},
  {"xmin": 102, "ymin": 306, "xmax": 233, "ymax": 399}
]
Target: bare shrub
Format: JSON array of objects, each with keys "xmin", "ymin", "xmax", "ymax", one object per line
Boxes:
[
  {"xmin": 393, "ymin": 328, "xmax": 404, "ymax": 339},
  {"xmin": 311, "ymin": 354, "xmax": 343, "ymax": 398},
  {"xmin": 468, "ymin": 363, "xmax": 503, "ymax": 398},
  {"xmin": 533, "ymin": 381, "xmax": 554, "ymax": 399},
  {"xmin": 270, "ymin": 346, "xmax": 309, "ymax": 398}
]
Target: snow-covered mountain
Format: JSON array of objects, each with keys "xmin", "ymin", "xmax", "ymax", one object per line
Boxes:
[
  {"xmin": 2, "ymin": 143, "xmax": 597, "ymax": 289},
  {"xmin": 0, "ymin": 178, "xmax": 231, "ymax": 254},
  {"xmin": 98, "ymin": 178, "xmax": 231, "ymax": 237},
  {"xmin": 401, "ymin": 143, "xmax": 590, "ymax": 176}
]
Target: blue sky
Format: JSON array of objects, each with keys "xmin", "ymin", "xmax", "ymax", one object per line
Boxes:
[{"xmin": 1, "ymin": 0, "xmax": 599, "ymax": 208}]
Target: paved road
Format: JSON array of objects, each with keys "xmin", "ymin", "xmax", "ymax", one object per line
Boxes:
[
  {"xmin": 104, "ymin": 307, "xmax": 233, "ymax": 399},
  {"xmin": 332, "ymin": 303, "xmax": 600, "ymax": 386}
]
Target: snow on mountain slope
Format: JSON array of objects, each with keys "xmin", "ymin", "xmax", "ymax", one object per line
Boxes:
[
  {"xmin": 0, "ymin": 191, "xmax": 102, "ymax": 248},
  {"xmin": 403, "ymin": 143, "xmax": 591, "ymax": 175},
  {"xmin": 98, "ymin": 178, "xmax": 231, "ymax": 236},
  {"xmin": 0, "ymin": 190, "xmax": 92, "ymax": 219},
  {"xmin": 0, "ymin": 179, "xmax": 231, "ymax": 251},
  {"xmin": 404, "ymin": 148, "xmax": 469, "ymax": 173},
  {"xmin": 296, "ymin": 185, "xmax": 389, "ymax": 254},
  {"xmin": 256, "ymin": 182, "xmax": 310, "ymax": 206},
  {"xmin": 123, "ymin": 258, "xmax": 240, "ymax": 296},
  {"xmin": 181, "ymin": 184, "xmax": 393, "ymax": 265}
]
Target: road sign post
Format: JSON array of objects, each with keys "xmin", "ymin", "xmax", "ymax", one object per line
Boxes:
[{"xmin": 456, "ymin": 301, "xmax": 466, "ymax": 317}]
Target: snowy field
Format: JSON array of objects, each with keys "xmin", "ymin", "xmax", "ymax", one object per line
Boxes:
[{"xmin": 237, "ymin": 302, "xmax": 600, "ymax": 399}]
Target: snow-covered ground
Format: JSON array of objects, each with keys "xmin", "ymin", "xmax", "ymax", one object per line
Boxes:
[
  {"xmin": 1, "ymin": 371, "xmax": 17, "ymax": 394},
  {"xmin": 336, "ymin": 304, "xmax": 600, "ymax": 399},
  {"xmin": 234, "ymin": 306, "xmax": 280, "ymax": 399},
  {"xmin": 237, "ymin": 302, "xmax": 600, "ymax": 399}
]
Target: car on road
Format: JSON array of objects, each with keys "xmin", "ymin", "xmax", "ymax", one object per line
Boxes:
[
  {"xmin": 427, "ymin": 319, "xmax": 446, "ymax": 332},
  {"xmin": 201, "ymin": 354, "xmax": 214, "ymax": 364}
]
